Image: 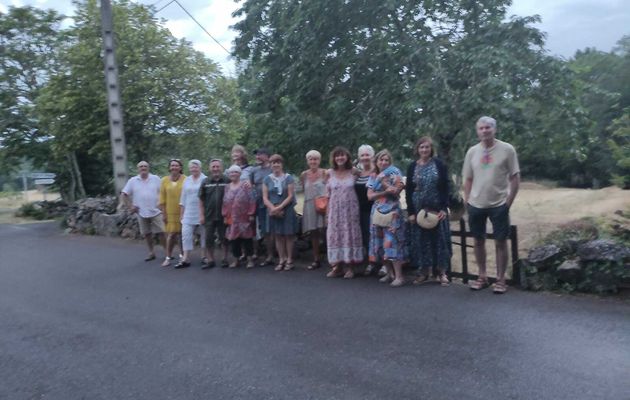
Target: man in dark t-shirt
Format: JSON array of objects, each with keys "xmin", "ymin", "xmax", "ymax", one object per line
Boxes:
[{"xmin": 198, "ymin": 159, "xmax": 230, "ymax": 268}]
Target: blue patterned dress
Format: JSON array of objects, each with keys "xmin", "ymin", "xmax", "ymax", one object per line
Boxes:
[
  {"xmin": 367, "ymin": 166, "xmax": 406, "ymax": 262},
  {"xmin": 408, "ymin": 160, "xmax": 452, "ymax": 270}
]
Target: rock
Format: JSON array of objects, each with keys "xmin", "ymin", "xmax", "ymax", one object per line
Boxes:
[
  {"xmin": 556, "ymin": 259, "xmax": 582, "ymax": 284},
  {"xmin": 577, "ymin": 239, "xmax": 630, "ymax": 263},
  {"xmin": 92, "ymin": 212, "xmax": 121, "ymax": 237},
  {"xmin": 527, "ymin": 244, "xmax": 562, "ymax": 268}
]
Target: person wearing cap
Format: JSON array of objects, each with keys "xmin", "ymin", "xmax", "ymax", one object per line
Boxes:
[
  {"xmin": 366, "ymin": 149, "xmax": 406, "ymax": 287},
  {"xmin": 121, "ymin": 161, "xmax": 165, "ymax": 261},
  {"xmin": 250, "ymin": 147, "xmax": 274, "ymax": 266},
  {"xmin": 159, "ymin": 159, "xmax": 186, "ymax": 267},
  {"xmin": 463, "ymin": 116, "xmax": 520, "ymax": 294},
  {"xmin": 198, "ymin": 159, "xmax": 230, "ymax": 269},
  {"xmin": 222, "ymin": 165, "xmax": 257, "ymax": 268},
  {"xmin": 405, "ymin": 136, "xmax": 452, "ymax": 286},
  {"xmin": 175, "ymin": 159, "xmax": 207, "ymax": 269}
]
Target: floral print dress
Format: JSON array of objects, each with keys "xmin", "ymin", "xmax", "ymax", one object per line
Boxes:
[
  {"xmin": 326, "ymin": 170, "xmax": 364, "ymax": 264},
  {"xmin": 222, "ymin": 183, "xmax": 256, "ymax": 240}
]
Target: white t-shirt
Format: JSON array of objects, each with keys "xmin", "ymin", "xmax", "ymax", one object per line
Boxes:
[
  {"xmin": 462, "ymin": 140, "xmax": 520, "ymax": 208},
  {"xmin": 121, "ymin": 174, "xmax": 162, "ymax": 218},
  {"xmin": 179, "ymin": 173, "xmax": 207, "ymax": 225}
]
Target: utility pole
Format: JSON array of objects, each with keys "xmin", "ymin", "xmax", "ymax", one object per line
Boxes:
[{"xmin": 100, "ymin": 0, "xmax": 128, "ymax": 194}]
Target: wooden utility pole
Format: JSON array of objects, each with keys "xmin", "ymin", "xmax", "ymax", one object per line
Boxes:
[{"xmin": 100, "ymin": 0, "xmax": 128, "ymax": 193}]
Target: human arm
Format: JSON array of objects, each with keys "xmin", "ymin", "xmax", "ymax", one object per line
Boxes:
[{"xmin": 506, "ymin": 173, "xmax": 520, "ymax": 209}]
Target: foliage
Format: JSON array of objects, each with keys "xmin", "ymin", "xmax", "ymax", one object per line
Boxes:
[
  {"xmin": 0, "ymin": 6, "xmax": 63, "ymax": 171},
  {"xmin": 1, "ymin": 1, "xmax": 244, "ymax": 199},
  {"xmin": 232, "ymin": 0, "xmax": 592, "ymax": 176},
  {"xmin": 607, "ymin": 108, "xmax": 630, "ymax": 188},
  {"xmin": 15, "ymin": 202, "xmax": 48, "ymax": 220}
]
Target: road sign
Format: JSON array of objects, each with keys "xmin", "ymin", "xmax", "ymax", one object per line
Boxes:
[
  {"xmin": 30, "ymin": 172, "xmax": 56, "ymax": 179},
  {"xmin": 34, "ymin": 178, "xmax": 55, "ymax": 185}
]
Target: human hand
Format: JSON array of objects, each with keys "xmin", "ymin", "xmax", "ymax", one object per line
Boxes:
[
  {"xmin": 437, "ymin": 210, "xmax": 447, "ymax": 220},
  {"xmin": 199, "ymin": 216, "xmax": 205, "ymax": 225},
  {"xmin": 408, "ymin": 215, "xmax": 416, "ymax": 223}
]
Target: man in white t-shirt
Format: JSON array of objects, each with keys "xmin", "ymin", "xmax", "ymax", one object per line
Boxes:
[
  {"xmin": 121, "ymin": 161, "xmax": 165, "ymax": 261},
  {"xmin": 462, "ymin": 116, "xmax": 520, "ymax": 294}
]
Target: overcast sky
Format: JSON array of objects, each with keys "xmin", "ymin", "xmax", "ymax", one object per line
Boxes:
[{"xmin": 1, "ymin": 0, "xmax": 629, "ymax": 76}]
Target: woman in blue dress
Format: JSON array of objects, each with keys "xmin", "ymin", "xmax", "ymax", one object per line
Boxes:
[
  {"xmin": 262, "ymin": 154, "xmax": 299, "ymax": 271},
  {"xmin": 405, "ymin": 136, "xmax": 452, "ymax": 286}
]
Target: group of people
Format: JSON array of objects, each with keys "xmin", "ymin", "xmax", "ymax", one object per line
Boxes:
[{"xmin": 121, "ymin": 116, "xmax": 520, "ymax": 293}]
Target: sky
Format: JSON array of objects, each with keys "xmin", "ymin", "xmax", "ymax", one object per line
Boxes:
[{"xmin": 1, "ymin": 0, "xmax": 629, "ymax": 76}]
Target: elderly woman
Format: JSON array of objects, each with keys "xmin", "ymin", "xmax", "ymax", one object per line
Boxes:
[
  {"xmin": 159, "ymin": 159, "xmax": 186, "ymax": 267},
  {"xmin": 405, "ymin": 136, "xmax": 452, "ymax": 286},
  {"xmin": 175, "ymin": 159, "xmax": 207, "ymax": 269},
  {"xmin": 222, "ymin": 165, "xmax": 257, "ymax": 268},
  {"xmin": 300, "ymin": 150, "xmax": 327, "ymax": 270},
  {"xmin": 326, "ymin": 146, "xmax": 363, "ymax": 279},
  {"xmin": 367, "ymin": 150, "xmax": 406, "ymax": 287},
  {"xmin": 262, "ymin": 154, "xmax": 299, "ymax": 271},
  {"xmin": 231, "ymin": 144, "xmax": 253, "ymax": 182},
  {"xmin": 354, "ymin": 144, "xmax": 377, "ymax": 276}
]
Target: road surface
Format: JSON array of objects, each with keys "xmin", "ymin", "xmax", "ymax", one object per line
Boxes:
[{"xmin": 1, "ymin": 222, "xmax": 629, "ymax": 400}]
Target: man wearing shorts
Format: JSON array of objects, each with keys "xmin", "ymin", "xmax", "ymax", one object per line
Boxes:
[
  {"xmin": 198, "ymin": 159, "xmax": 230, "ymax": 268},
  {"xmin": 463, "ymin": 116, "xmax": 520, "ymax": 294},
  {"xmin": 122, "ymin": 161, "xmax": 165, "ymax": 261}
]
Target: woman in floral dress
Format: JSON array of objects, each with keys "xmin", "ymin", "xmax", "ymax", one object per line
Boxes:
[
  {"xmin": 326, "ymin": 146, "xmax": 363, "ymax": 279},
  {"xmin": 223, "ymin": 165, "xmax": 257, "ymax": 268},
  {"xmin": 367, "ymin": 150, "xmax": 406, "ymax": 287},
  {"xmin": 405, "ymin": 136, "xmax": 452, "ymax": 286}
]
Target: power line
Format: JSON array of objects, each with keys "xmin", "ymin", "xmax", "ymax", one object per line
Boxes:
[{"xmin": 155, "ymin": 0, "xmax": 231, "ymax": 55}]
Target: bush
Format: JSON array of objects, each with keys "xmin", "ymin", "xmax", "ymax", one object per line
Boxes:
[{"xmin": 15, "ymin": 202, "xmax": 48, "ymax": 220}]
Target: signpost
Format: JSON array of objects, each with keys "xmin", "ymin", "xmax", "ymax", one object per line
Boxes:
[
  {"xmin": 34, "ymin": 178, "xmax": 55, "ymax": 185},
  {"xmin": 30, "ymin": 173, "xmax": 56, "ymax": 179}
]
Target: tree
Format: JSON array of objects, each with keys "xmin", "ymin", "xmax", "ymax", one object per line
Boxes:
[
  {"xmin": 232, "ymin": 0, "xmax": 579, "ymax": 175},
  {"xmin": 35, "ymin": 0, "xmax": 243, "ymax": 199},
  {"xmin": 0, "ymin": 6, "xmax": 64, "ymax": 172}
]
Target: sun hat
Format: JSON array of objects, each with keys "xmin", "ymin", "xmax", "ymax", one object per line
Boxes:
[{"xmin": 416, "ymin": 209, "xmax": 440, "ymax": 229}]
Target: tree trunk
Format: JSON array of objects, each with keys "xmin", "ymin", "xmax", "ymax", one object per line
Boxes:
[
  {"xmin": 65, "ymin": 153, "xmax": 76, "ymax": 202},
  {"xmin": 69, "ymin": 151, "xmax": 86, "ymax": 199}
]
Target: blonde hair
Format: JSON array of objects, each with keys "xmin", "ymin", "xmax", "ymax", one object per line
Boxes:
[
  {"xmin": 305, "ymin": 150, "xmax": 321, "ymax": 160},
  {"xmin": 231, "ymin": 144, "xmax": 248, "ymax": 163},
  {"xmin": 357, "ymin": 144, "xmax": 375, "ymax": 158},
  {"xmin": 373, "ymin": 149, "xmax": 393, "ymax": 173}
]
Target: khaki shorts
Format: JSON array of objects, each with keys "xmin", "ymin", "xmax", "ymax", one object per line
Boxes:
[{"xmin": 137, "ymin": 214, "xmax": 165, "ymax": 236}]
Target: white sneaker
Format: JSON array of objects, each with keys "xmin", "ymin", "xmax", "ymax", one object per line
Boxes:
[{"xmin": 378, "ymin": 266, "xmax": 387, "ymax": 276}]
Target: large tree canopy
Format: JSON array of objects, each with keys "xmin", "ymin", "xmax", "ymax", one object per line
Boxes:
[
  {"xmin": 1, "ymin": 1, "xmax": 244, "ymax": 199},
  {"xmin": 233, "ymin": 0, "xmax": 568, "ymax": 170}
]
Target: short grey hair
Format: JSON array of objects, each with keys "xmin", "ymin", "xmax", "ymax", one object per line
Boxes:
[
  {"xmin": 476, "ymin": 116, "xmax": 497, "ymax": 129},
  {"xmin": 357, "ymin": 144, "xmax": 375, "ymax": 157},
  {"xmin": 188, "ymin": 159, "xmax": 202, "ymax": 168},
  {"xmin": 305, "ymin": 150, "xmax": 321, "ymax": 160}
]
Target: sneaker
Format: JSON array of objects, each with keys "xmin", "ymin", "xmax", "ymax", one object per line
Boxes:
[{"xmin": 378, "ymin": 266, "xmax": 387, "ymax": 277}]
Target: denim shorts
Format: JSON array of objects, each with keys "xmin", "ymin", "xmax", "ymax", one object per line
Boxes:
[{"xmin": 467, "ymin": 203, "xmax": 510, "ymax": 240}]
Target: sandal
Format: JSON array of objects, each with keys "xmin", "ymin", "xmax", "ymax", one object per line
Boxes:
[
  {"xmin": 469, "ymin": 278, "xmax": 490, "ymax": 290},
  {"xmin": 364, "ymin": 264, "xmax": 375, "ymax": 276},
  {"xmin": 246, "ymin": 260, "xmax": 255, "ymax": 269},
  {"xmin": 379, "ymin": 274, "xmax": 393, "ymax": 283},
  {"xmin": 390, "ymin": 278, "xmax": 405, "ymax": 287},
  {"xmin": 492, "ymin": 282, "xmax": 508, "ymax": 294},
  {"xmin": 260, "ymin": 258, "xmax": 274, "ymax": 268},
  {"xmin": 161, "ymin": 257, "xmax": 173, "ymax": 267},
  {"xmin": 284, "ymin": 263, "xmax": 294, "ymax": 271},
  {"xmin": 308, "ymin": 261, "xmax": 321, "ymax": 270},
  {"xmin": 413, "ymin": 274, "xmax": 430, "ymax": 285},
  {"xmin": 326, "ymin": 266, "xmax": 343, "ymax": 278},
  {"xmin": 343, "ymin": 269, "xmax": 355, "ymax": 279},
  {"xmin": 439, "ymin": 274, "xmax": 450, "ymax": 287},
  {"xmin": 274, "ymin": 262, "xmax": 285, "ymax": 271},
  {"xmin": 144, "ymin": 254, "xmax": 156, "ymax": 262},
  {"xmin": 228, "ymin": 261, "xmax": 238, "ymax": 269}
]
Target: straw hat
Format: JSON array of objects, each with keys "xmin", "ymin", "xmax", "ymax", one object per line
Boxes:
[{"xmin": 416, "ymin": 209, "xmax": 440, "ymax": 229}]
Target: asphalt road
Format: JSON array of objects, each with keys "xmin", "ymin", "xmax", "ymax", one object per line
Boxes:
[{"xmin": 1, "ymin": 222, "xmax": 629, "ymax": 400}]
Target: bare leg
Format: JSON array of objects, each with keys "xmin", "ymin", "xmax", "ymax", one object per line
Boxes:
[
  {"xmin": 158, "ymin": 233, "xmax": 166, "ymax": 252},
  {"xmin": 495, "ymin": 239, "xmax": 508, "ymax": 284},
  {"xmin": 145, "ymin": 234, "xmax": 154, "ymax": 256},
  {"xmin": 310, "ymin": 230, "xmax": 320, "ymax": 262},
  {"xmin": 265, "ymin": 234, "xmax": 275, "ymax": 262},
  {"xmin": 275, "ymin": 235, "xmax": 287, "ymax": 265},
  {"xmin": 473, "ymin": 238, "xmax": 487, "ymax": 280},
  {"xmin": 286, "ymin": 235, "xmax": 296, "ymax": 264}
]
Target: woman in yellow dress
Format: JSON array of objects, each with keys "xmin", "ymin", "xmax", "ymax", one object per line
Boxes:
[{"xmin": 159, "ymin": 159, "xmax": 186, "ymax": 266}]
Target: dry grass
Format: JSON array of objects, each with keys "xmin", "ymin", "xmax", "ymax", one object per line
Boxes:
[
  {"xmin": 0, "ymin": 190, "xmax": 61, "ymax": 224},
  {"xmin": 449, "ymin": 184, "xmax": 629, "ymax": 278}
]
